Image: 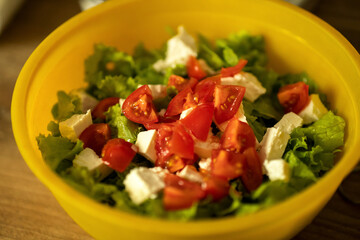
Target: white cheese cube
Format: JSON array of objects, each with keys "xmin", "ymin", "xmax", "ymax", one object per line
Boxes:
[
  {"xmin": 274, "ymin": 112, "xmax": 303, "ymax": 134},
  {"xmin": 198, "ymin": 158, "xmax": 212, "ymax": 173},
  {"xmin": 150, "ymin": 167, "xmax": 169, "ymax": 180},
  {"xmin": 298, "ymin": 94, "xmax": 328, "ymax": 124},
  {"xmin": 59, "ymin": 109, "xmax": 92, "ymax": 141},
  {"xmin": 135, "ymin": 130, "xmax": 157, "ymax": 163},
  {"xmin": 264, "ymin": 159, "xmax": 291, "ymax": 182},
  {"xmin": 259, "ymin": 127, "xmax": 290, "ymax": 163},
  {"xmin": 73, "ymin": 148, "xmax": 113, "ymax": 180},
  {"xmin": 71, "ymin": 89, "xmax": 99, "ymax": 113},
  {"xmin": 177, "ymin": 165, "xmax": 203, "ymax": 183},
  {"xmin": 124, "ymin": 167, "xmax": 165, "ymax": 205},
  {"xmin": 221, "ymin": 72, "xmax": 266, "ymax": 102},
  {"xmin": 153, "ymin": 26, "xmax": 197, "ymax": 72},
  {"xmin": 138, "ymin": 84, "xmax": 167, "ymax": 99},
  {"xmin": 179, "ymin": 106, "xmax": 195, "ymax": 120}
]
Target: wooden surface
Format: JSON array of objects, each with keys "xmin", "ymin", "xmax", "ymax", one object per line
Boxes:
[{"xmin": 0, "ymin": 0, "xmax": 359, "ymax": 239}]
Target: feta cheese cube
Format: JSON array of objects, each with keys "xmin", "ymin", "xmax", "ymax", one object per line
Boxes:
[
  {"xmin": 274, "ymin": 112, "xmax": 303, "ymax": 134},
  {"xmin": 138, "ymin": 84, "xmax": 167, "ymax": 99},
  {"xmin": 298, "ymin": 94, "xmax": 328, "ymax": 124},
  {"xmin": 135, "ymin": 130, "xmax": 157, "ymax": 163},
  {"xmin": 221, "ymin": 72, "xmax": 266, "ymax": 102},
  {"xmin": 124, "ymin": 167, "xmax": 165, "ymax": 205},
  {"xmin": 150, "ymin": 167, "xmax": 169, "ymax": 180},
  {"xmin": 263, "ymin": 159, "xmax": 291, "ymax": 182},
  {"xmin": 258, "ymin": 127, "xmax": 290, "ymax": 163},
  {"xmin": 59, "ymin": 109, "xmax": 92, "ymax": 141},
  {"xmin": 71, "ymin": 89, "xmax": 99, "ymax": 113},
  {"xmin": 153, "ymin": 26, "xmax": 197, "ymax": 72},
  {"xmin": 73, "ymin": 148, "xmax": 113, "ymax": 180},
  {"xmin": 177, "ymin": 165, "xmax": 203, "ymax": 183},
  {"xmin": 198, "ymin": 158, "xmax": 212, "ymax": 173}
]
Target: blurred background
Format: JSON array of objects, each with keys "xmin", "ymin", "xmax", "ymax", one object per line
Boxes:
[{"xmin": 0, "ymin": 0, "xmax": 359, "ymax": 239}]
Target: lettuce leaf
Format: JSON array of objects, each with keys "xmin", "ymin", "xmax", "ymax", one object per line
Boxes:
[{"xmin": 51, "ymin": 91, "xmax": 82, "ymax": 121}]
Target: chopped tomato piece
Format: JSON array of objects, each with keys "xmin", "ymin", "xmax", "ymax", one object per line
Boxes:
[
  {"xmin": 92, "ymin": 97, "xmax": 120, "ymax": 120},
  {"xmin": 211, "ymin": 149, "xmax": 245, "ymax": 180},
  {"xmin": 122, "ymin": 85, "xmax": 158, "ymax": 124},
  {"xmin": 143, "ymin": 115, "xmax": 178, "ymax": 130},
  {"xmin": 220, "ymin": 59, "xmax": 248, "ymax": 78},
  {"xmin": 202, "ymin": 175, "xmax": 230, "ymax": 201},
  {"xmin": 186, "ymin": 56, "xmax": 207, "ymax": 80},
  {"xmin": 164, "ymin": 87, "xmax": 197, "ymax": 117},
  {"xmin": 168, "ymin": 75, "xmax": 198, "ymax": 92},
  {"xmin": 180, "ymin": 103, "xmax": 214, "ymax": 141},
  {"xmin": 194, "ymin": 75, "xmax": 221, "ymax": 104},
  {"xmin": 79, "ymin": 123, "xmax": 111, "ymax": 156},
  {"xmin": 101, "ymin": 138, "xmax": 137, "ymax": 172},
  {"xmin": 214, "ymin": 85, "xmax": 246, "ymax": 124},
  {"xmin": 163, "ymin": 174, "xmax": 205, "ymax": 210},
  {"xmin": 240, "ymin": 147, "xmax": 263, "ymax": 191},
  {"xmin": 220, "ymin": 118, "xmax": 256, "ymax": 153},
  {"xmin": 277, "ymin": 82, "xmax": 310, "ymax": 113}
]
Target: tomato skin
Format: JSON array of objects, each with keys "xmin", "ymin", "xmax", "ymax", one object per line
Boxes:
[
  {"xmin": 168, "ymin": 75, "xmax": 198, "ymax": 92},
  {"xmin": 79, "ymin": 123, "xmax": 111, "ymax": 156},
  {"xmin": 214, "ymin": 85, "xmax": 246, "ymax": 124},
  {"xmin": 211, "ymin": 149, "xmax": 245, "ymax": 180},
  {"xmin": 220, "ymin": 59, "xmax": 248, "ymax": 78},
  {"xmin": 180, "ymin": 103, "xmax": 214, "ymax": 141},
  {"xmin": 186, "ymin": 56, "xmax": 207, "ymax": 80},
  {"xmin": 240, "ymin": 147, "xmax": 263, "ymax": 191},
  {"xmin": 164, "ymin": 87, "xmax": 197, "ymax": 117},
  {"xmin": 101, "ymin": 138, "xmax": 137, "ymax": 172},
  {"xmin": 277, "ymin": 82, "xmax": 310, "ymax": 114},
  {"xmin": 122, "ymin": 85, "xmax": 158, "ymax": 124},
  {"xmin": 92, "ymin": 97, "xmax": 120, "ymax": 120},
  {"xmin": 202, "ymin": 175, "xmax": 230, "ymax": 201},
  {"xmin": 163, "ymin": 174, "xmax": 205, "ymax": 211},
  {"xmin": 194, "ymin": 75, "xmax": 221, "ymax": 104},
  {"xmin": 220, "ymin": 118, "xmax": 256, "ymax": 153}
]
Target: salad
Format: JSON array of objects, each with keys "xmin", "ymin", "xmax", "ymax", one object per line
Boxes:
[{"xmin": 37, "ymin": 26, "xmax": 345, "ymax": 220}]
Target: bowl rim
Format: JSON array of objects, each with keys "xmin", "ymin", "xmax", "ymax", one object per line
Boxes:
[{"xmin": 11, "ymin": 0, "xmax": 360, "ymax": 236}]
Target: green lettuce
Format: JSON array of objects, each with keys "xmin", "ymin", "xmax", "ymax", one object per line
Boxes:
[{"xmin": 51, "ymin": 91, "xmax": 82, "ymax": 121}]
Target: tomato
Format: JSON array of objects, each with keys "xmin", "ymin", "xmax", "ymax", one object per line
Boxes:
[
  {"xmin": 101, "ymin": 138, "xmax": 137, "ymax": 172},
  {"xmin": 155, "ymin": 122, "xmax": 194, "ymax": 172},
  {"xmin": 164, "ymin": 87, "xmax": 197, "ymax": 117},
  {"xmin": 143, "ymin": 115, "xmax": 178, "ymax": 130},
  {"xmin": 202, "ymin": 175, "xmax": 230, "ymax": 201},
  {"xmin": 79, "ymin": 123, "xmax": 111, "ymax": 156},
  {"xmin": 186, "ymin": 56, "xmax": 207, "ymax": 80},
  {"xmin": 214, "ymin": 85, "xmax": 246, "ymax": 124},
  {"xmin": 220, "ymin": 59, "xmax": 248, "ymax": 78},
  {"xmin": 277, "ymin": 82, "xmax": 310, "ymax": 114},
  {"xmin": 220, "ymin": 118, "xmax": 256, "ymax": 153},
  {"xmin": 180, "ymin": 103, "xmax": 214, "ymax": 141},
  {"xmin": 122, "ymin": 85, "xmax": 158, "ymax": 124},
  {"xmin": 168, "ymin": 75, "xmax": 198, "ymax": 92},
  {"xmin": 163, "ymin": 174, "xmax": 205, "ymax": 210},
  {"xmin": 211, "ymin": 149, "xmax": 245, "ymax": 180},
  {"xmin": 92, "ymin": 97, "xmax": 120, "ymax": 120},
  {"xmin": 194, "ymin": 75, "xmax": 221, "ymax": 104},
  {"xmin": 240, "ymin": 147, "xmax": 263, "ymax": 191}
]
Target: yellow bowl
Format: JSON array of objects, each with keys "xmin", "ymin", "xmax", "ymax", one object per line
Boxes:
[{"xmin": 12, "ymin": 0, "xmax": 360, "ymax": 239}]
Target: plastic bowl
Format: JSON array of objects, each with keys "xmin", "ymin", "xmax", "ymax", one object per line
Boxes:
[{"xmin": 11, "ymin": 0, "xmax": 360, "ymax": 239}]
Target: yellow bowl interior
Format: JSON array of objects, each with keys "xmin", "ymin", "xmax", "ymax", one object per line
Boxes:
[{"xmin": 12, "ymin": 0, "xmax": 360, "ymax": 239}]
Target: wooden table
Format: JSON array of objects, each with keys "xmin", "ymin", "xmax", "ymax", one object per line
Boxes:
[{"xmin": 0, "ymin": 0, "xmax": 359, "ymax": 239}]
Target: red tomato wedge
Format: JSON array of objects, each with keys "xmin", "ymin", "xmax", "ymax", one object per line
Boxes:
[
  {"xmin": 194, "ymin": 75, "xmax": 221, "ymax": 104},
  {"xmin": 101, "ymin": 138, "xmax": 137, "ymax": 172},
  {"xmin": 214, "ymin": 85, "xmax": 246, "ymax": 124},
  {"xmin": 122, "ymin": 85, "xmax": 158, "ymax": 124},
  {"xmin": 277, "ymin": 82, "xmax": 310, "ymax": 114},
  {"xmin": 186, "ymin": 56, "xmax": 207, "ymax": 80},
  {"xmin": 92, "ymin": 97, "xmax": 120, "ymax": 120},
  {"xmin": 168, "ymin": 75, "xmax": 198, "ymax": 92},
  {"xmin": 164, "ymin": 87, "xmax": 197, "ymax": 117},
  {"xmin": 240, "ymin": 147, "xmax": 263, "ymax": 191},
  {"xmin": 163, "ymin": 174, "xmax": 205, "ymax": 211},
  {"xmin": 220, "ymin": 59, "xmax": 248, "ymax": 78},
  {"xmin": 79, "ymin": 123, "xmax": 111, "ymax": 156},
  {"xmin": 220, "ymin": 118, "xmax": 256, "ymax": 153},
  {"xmin": 202, "ymin": 175, "xmax": 230, "ymax": 202},
  {"xmin": 211, "ymin": 149, "xmax": 245, "ymax": 180},
  {"xmin": 180, "ymin": 103, "xmax": 214, "ymax": 141}
]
